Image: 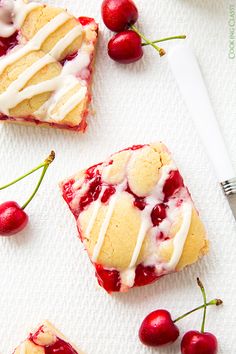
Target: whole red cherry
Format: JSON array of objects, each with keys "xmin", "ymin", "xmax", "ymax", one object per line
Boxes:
[
  {"xmin": 139, "ymin": 309, "xmax": 180, "ymax": 346},
  {"xmin": 108, "ymin": 30, "xmax": 143, "ymax": 64},
  {"xmin": 102, "ymin": 0, "xmax": 138, "ymax": 32},
  {"xmin": 181, "ymin": 330, "xmax": 218, "ymax": 354},
  {"xmin": 0, "ymin": 201, "xmax": 28, "ymax": 236},
  {"xmin": 0, "ymin": 151, "xmax": 55, "ymax": 237}
]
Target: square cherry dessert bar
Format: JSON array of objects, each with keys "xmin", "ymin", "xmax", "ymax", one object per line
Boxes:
[
  {"xmin": 0, "ymin": 0, "xmax": 98, "ymax": 131},
  {"xmin": 61, "ymin": 143, "xmax": 208, "ymax": 293},
  {"xmin": 13, "ymin": 321, "xmax": 83, "ymax": 353}
]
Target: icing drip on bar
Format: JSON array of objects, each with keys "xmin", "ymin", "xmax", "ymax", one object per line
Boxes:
[
  {"xmin": 49, "ymin": 25, "xmax": 82, "ymax": 60},
  {"xmin": 91, "ymin": 181, "xmax": 126, "ymax": 262},
  {"xmin": 0, "ymin": 2, "xmax": 90, "ymax": 122},
  {"xmin": 0, "ymin": 12, "xmax": 71, "ymax": 73},
  {"xmin": 166, "ymin": 202, "xmax": 192, "ymax": 270},
  {"xmin": 0, "ymin": 0, "xmax": 42, "ymax": 37}
]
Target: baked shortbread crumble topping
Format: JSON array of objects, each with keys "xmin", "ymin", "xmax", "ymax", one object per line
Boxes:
[
  {"xmin": 13, "ymin": 321, "xmax": 82, "ymax": 354},
  {"xmin": 0, "ymin": 0, "xmax": 98, "ymax": 131},
  {"xmin": 61, "ymin": 143, "xmax": 208, "ymax": 293}
]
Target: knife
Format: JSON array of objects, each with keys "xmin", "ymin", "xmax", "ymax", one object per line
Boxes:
[{"xmin": 168, "ymin": 43, "xmax": 236, "ymax": 220}]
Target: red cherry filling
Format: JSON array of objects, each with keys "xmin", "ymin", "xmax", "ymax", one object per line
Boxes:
[
  {"xmin": 0, "ymin": 31, "xmax": 19, "ymax": 57},
  {"xmin": 163, "ymin": 170, "xmax": 184, "ymax": 202},
  {"xmin": 151, "ymin": 203, "xmax": 166, "ymax": 226},
  {"xmin": 134, "ymin": 264, "xmax": 159, "ymax": 287},
  {"xmin": 62, "ymin": 179, "xmax": 75, "ymax": 204},
  {"xmin": 78, "ymin": 16, "xmax": 94, "ymax": 26},
  {"xmin": 126, "ymin": 185, "xmax": 146, "ymax": 210},
  {"xmin": 85, "ymin": 163, "xmax": 102, "ymax": 179},
  {"xmin": 95, "ymin": 264, "xmax": 121, "ymax": 292},
  {"xmin": 30, "ymin": 335, "xmax": 78, "ymax": 354},
  {"xmin": 101, "ymin": 185, "xmax": 116, "ymax": 203},
  {"xmin": 44, "ymin": 338, "xmax": 78, "ymax": 354},
  {"xmin": 60, "ymin": 52, "xmax": 78, "ymax": 66},
  {"xmin": 79, "ymin": 176, "xmax": 102, "ymax": 212}
]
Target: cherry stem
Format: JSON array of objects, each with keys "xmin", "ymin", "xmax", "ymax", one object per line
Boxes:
[
  {"xmin": 142, "ymin": 35, "xmax": 186, "ymax": 46},
  {"xmin": 21, "ymin": 151, "xmax": 55, "ymax": 210},
  {"xmin": 197, "ymin": 278, "xmax": 208, "ymax": 333},
  {"xmin": 173, "ymin": 298, "xmax": 223, "ymax": 323},
  {"xmin": 0, "ymin": 163, "xmax": 46, "ymax": 190},
  {"xmin": 130, "ymin": 25, "xmax": 166, "ymax": 57}
]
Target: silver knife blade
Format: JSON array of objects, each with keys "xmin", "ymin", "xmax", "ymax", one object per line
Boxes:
[{"xmin": 168, "ymin": 43, "xmax": 236, "ymax": 220}]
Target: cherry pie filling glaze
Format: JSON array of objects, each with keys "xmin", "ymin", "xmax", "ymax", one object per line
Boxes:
[
  {"xmin": 0, "ymin": 0, "xmax": 98, "ymax": 131},
  {"xmin": 13, "ymin": 321, "xmax": 81, "ymax": 354},
  {"xmin": 61, "ymin": 143, "xmax": 208, "ymax": 293}
]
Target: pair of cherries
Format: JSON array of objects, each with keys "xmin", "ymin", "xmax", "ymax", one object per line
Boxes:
[
  {"xmin": 139, "ymin": 278, "xmax": 222, "ymax": 354},
  {"xmin": 0, "ymin": 151, "xmax": 55, "ymax": 236},
  {"xmin": 101, "ymin": 0, "xmax": 186, "ymax": 63}
]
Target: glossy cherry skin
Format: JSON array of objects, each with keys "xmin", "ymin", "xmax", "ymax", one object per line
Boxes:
[
  {"xmin": 108, "ymin": 30, "xmax": 143, "ymax": 64},
  {"xmin": 151, "ymin": 203, "xmax": 166, "ymax": 226},
  {"xmin": 0, "ymin": 201, "xmax": 28, "ymax": 236},
  {"xmin": 181, "ymin": 331, "xmax": 218, "ymax": 354},
  {"xmin": 139, "ymin": 309, "xmax": 180, "ymax": 346},
  {"xmin": 102, "ymin": 0, "xmax": 138, "ymax": 32}
]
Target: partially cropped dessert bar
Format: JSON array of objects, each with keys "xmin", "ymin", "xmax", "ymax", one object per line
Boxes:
[
  {"xmin": 0, "ymin": 0, "xmax": 98, "ymax": 131},
  {"xmin": 13, "ymin": 321, "xmax": 82, "ymax": 353},
  {"xmin": 61, "ymin": 143, "xmax": 208, "ymax": 293}
]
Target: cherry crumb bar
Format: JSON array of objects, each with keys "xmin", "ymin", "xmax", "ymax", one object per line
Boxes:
[
  {"xmin": 13, "ymin": 321, "xmax": 83, "ymax": 354},
  {"xmin": 61, "ymin": 143, "xmax": 208, "ymax": 293},
  {"xmin": 0, "ymin": 0, "xmax": 98, "ymax": 131}
]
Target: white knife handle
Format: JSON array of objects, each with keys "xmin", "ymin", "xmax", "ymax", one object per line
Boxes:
[{"xmin": 168, "ymin": 44, "xmax": 235, "ymax": 183}]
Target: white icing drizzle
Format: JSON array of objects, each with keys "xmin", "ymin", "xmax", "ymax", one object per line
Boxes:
[
  {"xmin": 129, "ymin": 207, "xmax": 152, "ymax": 268},
  {"xmin": 120, "ymin": 267, "xmax": 136, "ymax": 288},
  {"xmin": 49, "ymin": 86, "xmax": 87, "ymax": 121},
  {"xmin": 166, "ymin": 202, "xmax": 192, "ymax": 270},
  {"xmin": 152, "ymin": 162, "xmax": 177, "ymax": 201},
  {"xmin": 14, "ymin": 0, "xmax": 42, "ymax": 29},
  {"xmin": 0, "ymin": 1, "xmax": 91, "ymax": 122},
  {"xmin": 0, "ymin": 54, "xmax": 55, "ymax": 114},
  {"xmin": 49, "ymin": 25, "xmax": 82, "ymax": 60},
  {"xmin": 0, "ymin": 0, "xmax": 41, "ymax": 37},
  {"xmin": 91, "ymin": 182, "xmax": 126, "ymax": 262},
  {"xmin": 1, "ymin": 76, "xmax": 62, "ymax": 113},
  {"xmin": 85, "ymin": 200, "xmax": 102, "ymax": 238},
  {"xmin": 0, "ymin": 12, "xmax": 71, "ymax": 73},
  {"xmin": 61, "ymin": 46, "xmax": 90, "ymax": 76}
]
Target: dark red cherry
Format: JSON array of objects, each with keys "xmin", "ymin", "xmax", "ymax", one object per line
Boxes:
[
  {"xmin": 0, "ymin": 32, "xmax": 19, "ymax": 57},
  {"xmin": 163, "ymin": 170, "xmax": 184, "ymax": 201},
  {"xmin": 151, "ymin": 203, "xmax": 166, "ymax": 226},
  {"xmin": 101, "ymin": 186, "xmax": 116, "ymax": 203},
  {"xmin": 78, "ymin": 16, "xmax": 94, "ymax": 26},
  {"xmin": 139, "ymin": 309, "xmax": 180, "ymax": 346},
  {"xmin": 134, "ymin": 264, "xmax": 159, "ymax": 287},
  {"xmin": 108, "ymin": 30, "xmax": 143, "ymax": 64},
  {"xmin": 181, "ymin": 331, "xmax": 218, "ymax": 354},
  {"xmin": 95, "ymin": 264, "xmax": 121, "ymax": 292},
  {"xmin": 0, "ymin": 201, "xmax": 28, "ymax": 236},
  {"xmin": 79, "ymin": 176, "xmax": 102, "ymax": 211},
  {"xmin": 102, "ymin": 0, "xmax": 138, "ymax": 32}
]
